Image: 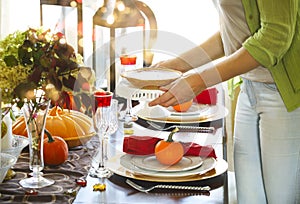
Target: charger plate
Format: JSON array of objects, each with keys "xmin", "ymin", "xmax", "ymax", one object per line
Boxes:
[{"xmin": 106, "ymin": 153, "xmax": 228, "ymax": 182}]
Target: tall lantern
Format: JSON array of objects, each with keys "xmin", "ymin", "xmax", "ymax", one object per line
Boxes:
[{"xmin": 92, "ymin": 0, "xmax": 157, "ymax": 92}]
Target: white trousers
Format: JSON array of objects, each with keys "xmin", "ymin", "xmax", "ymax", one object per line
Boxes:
[{"xmin": 234, "ymin": 79, "xmax": 300, "ymax": 204}]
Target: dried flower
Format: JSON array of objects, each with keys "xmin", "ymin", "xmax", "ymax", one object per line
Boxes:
[{"xmin": 0, "ymin": 27, "xmax": 95, "ymax": 114}]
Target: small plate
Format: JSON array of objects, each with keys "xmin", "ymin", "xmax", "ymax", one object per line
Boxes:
[{"xmin": 131, "ymin": 156, "xmax": 203, "ymax": 173}]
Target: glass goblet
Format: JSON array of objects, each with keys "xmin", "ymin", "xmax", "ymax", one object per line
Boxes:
[
  {"xmin": 89, "ymin": 91, "xmax": 113, "ymax": 178},
  {"xmin": 103, "ymin": 99, "xmax": 119, "ymax": 160}
]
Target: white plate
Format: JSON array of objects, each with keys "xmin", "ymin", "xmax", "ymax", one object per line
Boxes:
[
  {"xmin": 131, "ymin": 155, "xmax": 203, "ymax": 173},
  {"xmin": 136, "ymin": 104, "xmax": 227, "ymax": 124},
  {"xmin": 107, "ymin": 153, "xmax": 228, "ymax": 182},
  {"xmin": 120, "ymin": 154, "xmax": 216, "ymax": 178},
  {"xmin": 167, "ymin": 103, "xmax": 210, "ymax": 116}
]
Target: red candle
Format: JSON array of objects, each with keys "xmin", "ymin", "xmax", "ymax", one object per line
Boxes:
[
  {"xmin": 120, "ymin": 55, "xmax": 137, "ymax": 65},
  {"xmin": 94, "ymin": 91, "xmax": 113, "ymax": 107}
]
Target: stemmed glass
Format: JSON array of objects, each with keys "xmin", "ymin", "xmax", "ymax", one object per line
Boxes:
[
  {"xmin": 103, "ymin": 99, "xmax": 119, "ymax": 160},
  {"xmin": 89, "ymin": 91, "xmax": 113, "ymax": 178},
  {"xmin": 124, "ymin": 97, "xmax": 138, "ymax": 127}
]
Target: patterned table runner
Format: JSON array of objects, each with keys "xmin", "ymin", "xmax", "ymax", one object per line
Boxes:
[{"xmin": 0, "ymin": 137, "xmax": 98, "ymax": 203}]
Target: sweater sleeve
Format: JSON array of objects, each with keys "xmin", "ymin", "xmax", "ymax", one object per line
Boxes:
[{"xmin": 242, "ymin": 0, "xmax": 298, "ymax": 68}]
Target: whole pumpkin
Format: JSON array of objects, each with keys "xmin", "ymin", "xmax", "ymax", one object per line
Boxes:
[
  {"xmin": 154, "ymin": 128, "xmax": 184, "ymax": 166},
  {"xmin": 12, "ymin": 106, "xmax": 95, "ymax": 148},
  {"xmin": 43, "ymin": 135, "xmax": 68, "ymax": 166}
]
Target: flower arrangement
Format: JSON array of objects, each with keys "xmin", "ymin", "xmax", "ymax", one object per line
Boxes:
[{"xmin": 0, "ymin": 27, "xmax": 95, "ymax": 114}]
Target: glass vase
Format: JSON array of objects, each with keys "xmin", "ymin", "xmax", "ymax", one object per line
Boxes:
[{"xmin": 19, "ymin": 99, "xmax": 54, "ymax": 188}]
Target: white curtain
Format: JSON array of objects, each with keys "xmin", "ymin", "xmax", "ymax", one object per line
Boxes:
[{"xmin": 0, "ymin": 0, "xmax": 40, "ymax": 39}]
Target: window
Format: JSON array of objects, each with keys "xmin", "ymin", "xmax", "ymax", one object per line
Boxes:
[{"xmin": 0, "ymin": 0, "xmax": 219, "ymax": 89}]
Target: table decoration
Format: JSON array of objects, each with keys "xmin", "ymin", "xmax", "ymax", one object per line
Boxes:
[
  {"xmin": 0, "ymin": 27, "xmax": 95, "ymax": 114},
  {"xmin": 89, "ymin": 90, "xmax": 113, "ymax": 178},
  {"xmin": 0, "ymin": 27, "xmax": 96, "ymax": 149},
  {"xmin": 1, "ymin": 109, "xmax": 14, "ymax": 150},
  {"xmin": 154, "ymin": 127, "xmax": 184, "ymax": 166},
  {"xmin": 0, "ymin": 141, "xmax": 94, "ymax": 203},
  {"xmin": 2, "ymin": 135, "xmax": 29, "ymax": 180},
  {"xmin": 2, "ymin": 135, "xmax": 29, "ymax": 159},
  {"xmin": 12, "ymin": 106, "xmax": 95, "ymax": 148},
  {"xmin": 123, "ymin": 135, "xmax": 217, "ymax": 158},
  {"xmin": 0, "ymin": 153, "xmax": 17, "ymax": 184},
  {"xmin": 106, "ymin": 153, "xmax": 227, "ymax": 183},
  {"xmin": 194, "ymin": 87, "xmax": 218, "ymax": 105},
  {"xmin": 43, "ymin": 135, "xmax": 68, "ymax": 166},
  {"xmin": 19, "ymin": 93, "xmax": 54, "ymax": 189}
]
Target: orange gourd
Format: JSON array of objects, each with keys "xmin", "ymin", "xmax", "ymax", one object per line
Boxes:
[
  {"xmin": 172, "ymin": 100, "xmax": 193, "ymax": 112},
  {"xmin": 43, "ymin": 133, "xmax": 68, "ymax": 166},
  {"xmin": 12, "ymin": 106, "xmax": 94, "ymax": 147},
  {"xmin": 154, "ymin": 128, "xmax": 184, "ymax": 165}
]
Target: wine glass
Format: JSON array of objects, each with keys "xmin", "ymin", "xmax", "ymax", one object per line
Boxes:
[
  {"xmin": 89, "ymin": 91, "xmax": 113, "ymax": 178},
  {"xmin": 103, "ymin": 99, "xmax": 119, "ymax": 160},
  {"xmin": 107, "ymin": 99, "xmax": 119, "ymax": 136},
  {"xmin": 124, "ymin": 97, "xmax": 138, "ymax": 127}
]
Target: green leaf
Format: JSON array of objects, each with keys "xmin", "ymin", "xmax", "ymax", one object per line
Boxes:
[{"xmin": 3, "ymin": 55, "xmax": 18, "ymax": 66}]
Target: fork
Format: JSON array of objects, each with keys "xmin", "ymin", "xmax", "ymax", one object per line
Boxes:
[
  {"xmin": 147, "ymin": 121, "xmax": 215, "ymax": 133},
  {"xmin": 126, "ymin": 179, "xmax": 211, "ymax": 193}
]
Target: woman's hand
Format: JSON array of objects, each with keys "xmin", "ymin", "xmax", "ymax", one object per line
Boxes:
[{"xmin": 148, "ymin": 73, "xmax": 205, "ymax": 107}]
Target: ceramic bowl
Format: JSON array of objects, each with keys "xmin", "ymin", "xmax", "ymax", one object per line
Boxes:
[{"xmin": 121, "ymin": 67, "xmax": 182, "ymax": 89}]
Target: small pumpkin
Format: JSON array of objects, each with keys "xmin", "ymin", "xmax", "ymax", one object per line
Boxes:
[
  {"xmin": 43, "ymin": 131, "xmax": 68, "ymax": 166},
  {"xmin": 12, "ymin": 106, "xmax": 94, "ymax": 148},
  {"xmin": 172, "ymin": 99, "xmax": 193, "ymax": 112},
  {"xmin": 154, "ymin": 128, "xmax": 184, "ymax": 165}
]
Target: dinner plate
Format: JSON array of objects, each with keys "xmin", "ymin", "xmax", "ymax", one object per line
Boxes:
[
  {"xmin": 107, "ymin": 153, "xmax": 228, "ymax": 182},
  {"xmin": 131, "ymin": 155, "xmax": 203, "ymax": 173},
  {"xmin": 136, "ymin": 103, "xmax": 228, "ymax": 124},
  {"xmin": 167, "ymin": 103, "xmax": 210, "ymax": 117}
]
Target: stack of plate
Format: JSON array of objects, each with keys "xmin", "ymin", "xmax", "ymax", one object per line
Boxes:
[{"xmin": 107, "ymin": 154, "xmax": 228, "ymax": 182}]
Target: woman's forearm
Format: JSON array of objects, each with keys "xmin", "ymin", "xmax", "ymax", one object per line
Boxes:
[
  {"xmin": 199, "ymin": 46, "xmax": 261, "ymax": 88},
  {"xmin": 160, "ymin": 32, "xmax": 225, "ymax": 73}
]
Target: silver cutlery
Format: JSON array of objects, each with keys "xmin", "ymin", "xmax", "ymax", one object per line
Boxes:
[
  {"xmin": 126, "ymin": 179, "xmax": 211, "ymax": 193},
  {"xmin": 147, "ymin": 121, "xmax": 215, "ymax": 133}
]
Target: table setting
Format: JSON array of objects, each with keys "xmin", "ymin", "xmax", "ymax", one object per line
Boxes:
[{"xmin": 0, "ymin": 60, "xmax": 229, "ymax": 203}]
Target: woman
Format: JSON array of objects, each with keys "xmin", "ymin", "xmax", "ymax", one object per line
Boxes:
[{"xmin": 149, "ymin": 0, "xmax": 300, "ymax": 203}]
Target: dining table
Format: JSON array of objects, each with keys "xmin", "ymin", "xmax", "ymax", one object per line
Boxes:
[{"xmin": 0, "ymin": 103, "xmax": 229, "ymax": 204}]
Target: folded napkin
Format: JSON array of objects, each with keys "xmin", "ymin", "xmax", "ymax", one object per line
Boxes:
[
  {"xmin": 194, "ymin": 87, "xmax": 218, "ymax": 105},
  {"xmin": 123, "ymin": 136, "xmax": 217, "ymax": 158}
]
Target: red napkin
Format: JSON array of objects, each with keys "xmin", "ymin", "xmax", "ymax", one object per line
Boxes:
[
  {"xmin": 194, "ymin": 87, "xmax": 218, "ymax": 105},
  {"xmin": 123, "ymin": 136, "xmax": 217, "ymax": 158}
]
